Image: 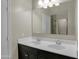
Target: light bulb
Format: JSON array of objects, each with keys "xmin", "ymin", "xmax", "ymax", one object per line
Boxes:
[
  {"xmin": 48, "ymin": 2, "xmax": 53, "ymax": 7},
  {"xmin": 55, "ymin": 3, "xmax": 60, "ymax": 6},
  {"xmin": 38, "ymin": 0, "xmax": 43, "ymax": 7}
]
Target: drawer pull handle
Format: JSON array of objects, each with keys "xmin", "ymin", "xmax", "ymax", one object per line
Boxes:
[{"xmin": 25, "ymin": 54, "xmax": 28, "ymax": 56}]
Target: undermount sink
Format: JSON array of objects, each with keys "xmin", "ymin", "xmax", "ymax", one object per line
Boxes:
[
  {"xmin": 31, "ymin": 41, "xmax": 40, "ymax": 44},
  {"xmin": 48, "ymin": 44, "xmax": 65, "ymax": 50},
  {"xmin": 31, "ymin": 39, "xmax": 41, "ymax": 45}
]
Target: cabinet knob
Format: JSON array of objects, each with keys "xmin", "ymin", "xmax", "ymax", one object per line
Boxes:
[{"xmin": 25, "ymin": 54, "xmax": 28, "ymax": 57}]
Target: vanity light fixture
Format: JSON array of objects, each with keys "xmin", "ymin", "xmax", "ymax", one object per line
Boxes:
[{"xmin": 38, "ymin": 0, "xmax": 60, "ymax": 9}]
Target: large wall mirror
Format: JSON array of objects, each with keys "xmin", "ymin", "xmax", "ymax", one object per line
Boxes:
[{"xmin": 32, "ymin": 0, "xmax": 76, "ymax": 35}]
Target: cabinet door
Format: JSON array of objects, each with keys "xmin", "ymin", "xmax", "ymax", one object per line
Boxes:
[
  {"xmin": 18, "ymin": 44, "xmax": 29, "ymax": 59},
  {"xmin": 18, "ymin": 44, "xmax": 38, "ymax": 59},
  {"xmin": 37, "ymin": 49, "xmax": 76, "ymax": 59},
  {"xmin": 27, "ymin": 46, "xmax": 37, "ymax": 59},
  {"xmin": 37, "ymin": 50, "xmax": 46, "ymax": 59}
]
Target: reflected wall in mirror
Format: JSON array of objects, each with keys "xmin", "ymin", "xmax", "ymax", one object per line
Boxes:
[
  {"xmin": 32, "ymin": 0, "xmax": 76, "ymax": 35},
  {"xmin": 50, "ymin": 16, "xmax": 68, "ymax": 35}
]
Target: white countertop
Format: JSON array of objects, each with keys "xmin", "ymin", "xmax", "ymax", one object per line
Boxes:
[{"xmin": 18, "ymin": 37, "xmax": 77, "ymax": 58}]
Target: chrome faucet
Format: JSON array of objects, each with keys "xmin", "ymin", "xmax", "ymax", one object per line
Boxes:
[{"xmin": 56, "ymin": 40, "xmax": 62, "ymax": 45}]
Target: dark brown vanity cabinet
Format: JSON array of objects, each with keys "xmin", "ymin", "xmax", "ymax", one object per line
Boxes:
[{"xmin": 18, "ymin": 44, "xmax": 77, "ymax": 59}]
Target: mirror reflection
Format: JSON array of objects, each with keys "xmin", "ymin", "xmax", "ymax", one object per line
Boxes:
[{"xmin": 32, "ymin": 0, "xmax": 76, "ymax": 35}]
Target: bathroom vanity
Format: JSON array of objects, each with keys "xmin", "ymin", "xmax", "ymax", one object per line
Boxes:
[
  {"xmin": 18, "ymin": 37, "xmax": 77, "ymax": 59},
  {"xmin": 18, "ymin": 44, "xmax": 76, "ymax": 59}
]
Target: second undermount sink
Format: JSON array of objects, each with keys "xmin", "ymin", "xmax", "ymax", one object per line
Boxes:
[
  {"xmin": 48, "ymin": 40, "xmax": 65, "ymax": 50},
  {"xmin": 48, "ymin": 44, "xmax": 65, "ymax": 50}
]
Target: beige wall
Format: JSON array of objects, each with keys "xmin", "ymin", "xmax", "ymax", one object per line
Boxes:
[
  {"xmin": 11, "ymin": 0, "xmax": 32, "ymax": 59},
  {"xmin": 68, "ymin": 0, "xmax": 76, "ymax": 35}
]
